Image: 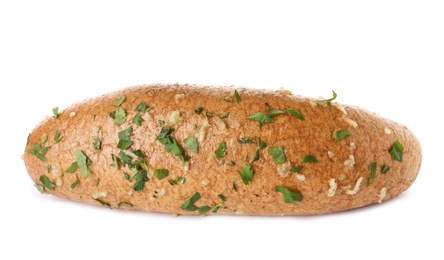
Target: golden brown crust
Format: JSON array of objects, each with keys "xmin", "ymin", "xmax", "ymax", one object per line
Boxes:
[{"xmin": 23, "ymin": 84, "xmax": 422, "ymax": 215}]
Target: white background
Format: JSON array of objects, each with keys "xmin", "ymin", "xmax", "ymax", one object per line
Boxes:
[{"xmin": 1, "ymin": 1, "xmax": 443, "ymax": 259}]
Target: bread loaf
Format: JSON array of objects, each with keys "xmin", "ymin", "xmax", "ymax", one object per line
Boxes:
[{"xmin": 23, "ymin": 84, "xmax": 422, "ymax": 215}]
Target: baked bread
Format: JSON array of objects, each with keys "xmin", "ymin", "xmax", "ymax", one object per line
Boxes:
[{"xmin": 23, "ymin": 84, "xmax": 422, "ymax": 215}]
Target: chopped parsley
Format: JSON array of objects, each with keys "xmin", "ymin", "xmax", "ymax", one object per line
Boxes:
[
  {"xmin": 234, "ymin": 89, "xmax": 241, "ymax": 103},
  {"xmin": 95, "ymin": 178, "xmax": 100, "ymax": 186},
  {"xmin": 215, "ymin": 142, "xmax": 227, "ymax": 159},
  {"xmin": 40, "ymin": 135, "xmax": 48, "ymax": 145},
  {"xmin": 40, "ymin": 175, "xmax": 55, "ymax": 190},
  {"xmin": 27, "ymin": 142, "xmax": 50, "ymax": 162},
  {"xmin": 54, "ymin": 131, "xmax": 63, "ymax": 143},
  {"xmin": 94, "ymin": 198, "xmax": 111, "ymax": 208},
  {"xmin": 75, "ymin": 150, "xmax": 91, "ymax": 179},
  {"xmin": 246, "ymin": 108, "xmax": 284, "ymax": 128},
  {"xmin": 302, "ymin": 155, "xmax": 318, "ymax": 163},
  {"xmin": 237, "ymin": 137, "xmax": 254, "ymax": 144},
  {"xmin": 267, "ymin": 146, "xmax": 286, "ymax": 164},
  {"xmin": 155, "ymin": 169, "xmax": 169, "ymax": 180},
  {"xmin": 110, "ymin": 154, "xmax": 119, "ymax": 169},
  {"xmin": 133, "ymin": 170, "xmax": 149, "ymax": 192},
  {"xmin": 333, "ymin": 130, "xmax": 351, "ymax": 142},
  {"xmin": 390, "ymin": 140, "xmax": 404, "ymax": 162},
  {"xmin": 118, "ymin": 202, "xmax": 133, "ymax": 208},
  {"xmin": 212, "ymin": 194, "xmax": 227, "ymax": 213},
  {"xmin": 92, "ymin": 137, "xmax": 101, "ymax": 150},
  {"xmin": 291, "ymin": 166, "xmax": 304, "ymax": 173},
  {"xmin": 267, "ymin": 109, "xmax": 284, "ymax": 117},
  {"xmin": 168, "ymin": 177, "xmax": 186, "ymax": 185},
  {"xmin": 368, "ymin": 162, "xmax": 377, "ymax": 186},
  {"xmin": 252, "ymin": 138, "xmax": 267, "ymax": 163},
  {"xmin": 117, "ymin": 127, "xmax": 133, "ymax": 150},
  {"xmin": 275, "ymin": 186, "xmax": 303, "ymax": 205},
  {"xmin": 65, "ymin": 162, "xmax": 79, "ymax": 173},
  {"xmin": 70, "ymin": 175, "xmax": 79, "ymax": 189},
  {"xmin": 132, "ymin": 113, "xmax": 144, "ymax": 126},
  {"xmin": 112, "ymin": 95, "xmax": 126, "ymax": 107},
  {"xmin": 381, "ymin": 165, "xmax": 390, "ymax": 174},
  {"xmin": 246, "ymin": 112, "xmax": 274, "ymax": 128},
  {"xmin": 195, "ymin": 107, "xmax": 203, "ymax": 115},
  {"xmin": 198, "ymin": 206, "xmax": 212, "ymax": 215},
  {"xmin": 110, "ymin": 108, "xmax": 126, "ymax": 125},
  {"xmin": 287, "ymin": 108, "xmax": 304, "ymax": 121},
  {"xmin": 52, "ymin": 107, "xmax": 59, "ymax": 119},
  {"xmin": 318, "ymin": 90, "xmax": 337, "ymax": 104},
  {"xmin": 238, "ymin": 164, "xmax": 254, "ymax": 185},
  {"xmin": 135, "ymin": 102, "xmax": 152, "ymax": 112},
  {"xmin": 180, "ymin": 192, "xmax": 202, "ymax": 211},
  {"xmin": 184, "ymin": 136, "xmax": 198, "ymax": 153},
  {"xmin": 158, "ymin": 120, "xmax": 165, "ymax": 127}
]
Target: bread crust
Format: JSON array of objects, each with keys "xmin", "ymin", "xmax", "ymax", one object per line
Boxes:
[{"xmin": 23, "ymin": 84, "xmax": 422, "ymax": 215}]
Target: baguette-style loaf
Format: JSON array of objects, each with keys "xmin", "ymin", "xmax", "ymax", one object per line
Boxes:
[{"xmin": 23, "ymin": 84, "xmax": 422, "ymax": 216}]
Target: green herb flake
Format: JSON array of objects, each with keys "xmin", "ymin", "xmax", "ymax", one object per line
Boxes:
[
  {"xmin": 117, "ymin": 127, "xmax": 133, "ymax": 150},
  {"xmin": 195, "ymin": 107, "xmax": 203, "ymax": 114},
  {"xmin": 75, "ymin": 150, "xmax": 91, "ymax": 179},
  {"xmin": 205, "ymin": 111, "xmax": 213, "ymax": 117},
  {"xmin": 390, "ymin": 140, "xmax": 404, "ymax": 162},
  {"xmin": 132, "ymin": 113, "xmax": 144, "ymax": 126},
  {"xmin": 258, "ymin": 138, "xmax": 267, "ymax": 150},
  {"xmin": 118, "ymin": 202, "xmax": 133, "ymax": 208},
  {"xmin": 251, "ymin": 149, "xmax": 260, "ymax": 163},
  {"xmin": 27, "ymin": 133, "xmax": 31, "ymax": 145},
  {"xmin": 113, "ymin": 108, "xmax": 126, "ymax": 125},
  {"xmin": 112, "ymin": 96, "xmax": 126, "ymax": 107},
  {"xmin": 92, "ymin": 137, "xmax": 101, "ymax": 150},
  {"xmin": 215, "ymin": 142, "xmax": 227, "ymax": 159},
  {"xmin": 267, "ymin": 109, "xmax": 285, "ymax": 117},
  {"xmin": 46, "ymin": 165, "xmax": 51, "ymax": 171},
  {"xmin": 368, "ymin": 162, "xmax": 377, "ymax": 186},
  {"xmin": 65, "ymin": 162, "xmax": 79, "ymax": 173},
  {"xmin": 133, "ymin": 170, "xmax": 149, "ymax": 192},
  {"xmin": 198, "ymin": 205, "xmax": 211, "ymax": 215},
  {"xmin": 246, "ymin": 112, "xmax": 274, "ymax": 128},
  {"xmin": 35, "ymin": 184, "xmax": 45, "ymax": 194},
  {"xmin": 168, "ymin": 177, "xmax": 186, "ymax": 185},
  {"xmin": 267, "ymin": 146, "xmax": 286, "ymax": 164},
  {"xmin": 39, "ymin": 175, "xmax": 55, "ymax": 190},
  {"xmin": 54, "ymin": 131, "xmax": 63, "ymax": 143},
  {"xmin": 184, "ymin": 136, "xmax": 198, "ymax": 153},
  {"xmin": 52, "ymin": 107, "xmax": 59, "ymax": 119},
  {"xmin": 70, "ymin": 176, "xmax": 79, "ymax": 189},
  {"xmin": 275, "ymin": 186, "xmax": 303, "ymax": 205},
  {"xmin": 333, "ymin": 130, "xmax": 351, "ymax": 142},
  {"xmin": 92, "ymin": 114, "xmax": 96, "ymax": 121},
  {"xmin": 234, "ymin": 89, "xmax": 241, "ymax": 103},
  {"xmin": 232, "ymin": 182, "xmax": 237, "ymax": 192},
  {"xmin": 237, "ymin": 137, "xmax": 254, "ymax": 144},
  {"xmin": 94, "ymin": 198, "xmax": 111, "ymax": 208},
  {"xmin": 134, "ymin": 102, "xmax": 147, "ymax": 111},
  {"xmin": 180, "ymin": 192, "xmax": 201, "ymax": 211},
  {"xmin": 95, "ymin": 178, "xmax": 100, "ymax": 186},
  {"xmin": 318, "ymin": 90, "xmax": 337, "ymax": 104},
  {"xmin": 110, "ymin": 154, "xmax": 119, "ymax": 169},
  {"xmin": 155, "ymin": 169, "xmax": 169, "ymax": 180},
  {"xmin": 40, "ymin": 135, "xmax": 48, "ymax": 145},
  {"xmin": 27, "ymin": 147, "xmax": 48, "ymax": 162},
  {"xmin": 158, "ymin": 120, "xmax": 165, "ymax": 127},
  {"xmin": 238, "ymin": 164, "xmax": 254, "ymax": 185},
  {"xmin": 302, "ymin": 155, "xmax": 318, "ymax": 163},
  {"xmin": 291, "ymin": 166, "xmax": 304, "ymax": 173},
  {"xmin": 287, "ymin": 108, "xmax": 305, "ymax": 121},
  {"xmin": 381, "ymin": 165, "xmax": 390, "ymax": 174}
]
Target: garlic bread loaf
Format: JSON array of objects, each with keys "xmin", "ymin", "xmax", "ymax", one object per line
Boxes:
[{"xmin": 23, "ymin": 84, "xmax": 422, "ymax": 216}]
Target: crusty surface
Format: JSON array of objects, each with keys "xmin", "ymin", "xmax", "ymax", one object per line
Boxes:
[{"xmin": 23, "ymin": 84, "xmax": 422, "ymax": 216}]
